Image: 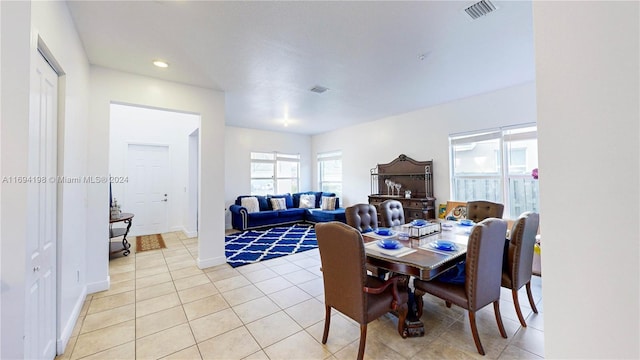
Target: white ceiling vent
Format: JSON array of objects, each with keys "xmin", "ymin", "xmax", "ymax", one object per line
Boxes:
[
  {"xmin": 464, "ymin": 0, "xmax": 497, "ymax": 20},
  {"xmin": 310, "ymin": 85, "xmax": 329, "ymax": 94}
]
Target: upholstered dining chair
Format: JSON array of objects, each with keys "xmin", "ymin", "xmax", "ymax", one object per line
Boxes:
[
  {"xmin": 379, "ymin": 199, "xmax": 405, "ymax": 227},
  {"xmin": 502, "ymin": 212, "xmax": 540, "ymax": 327},
  {"xmin": 315, "ymin": 222, "xmax": 408, "ymax": 360},
  {"xmin": 345, "ymin": 203, "xmax": 379, "ymax": 233},
  {"xmin": 413, "ymin": 218, "xmax": 508, "ymax": 355},
  {"xmin": 466, "ymin": 200, "xmax": 504, "ymax": 223}
]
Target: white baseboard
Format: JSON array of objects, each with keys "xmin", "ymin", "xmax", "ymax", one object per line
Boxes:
[
  {"xmin": 56, "ymin": 286, "xmax": 87, "ymax": 355},
  {"xmin": 197, "ymin": 255, "xmax": 226, "ymax": 270},
  {"xmin": 86, "ymin": 275, "xmax": 110, "ymax": 294},
  {"xmin": 169, "ymin": 226, "xmax": 198, "ymax": 238}
]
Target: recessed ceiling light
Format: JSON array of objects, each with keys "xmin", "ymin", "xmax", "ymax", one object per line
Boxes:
[{"xmin": 153, "ymin": 60, "xmax": 169, "ymax": 68}]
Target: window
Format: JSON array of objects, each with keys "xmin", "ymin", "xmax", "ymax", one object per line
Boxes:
[
  {"xmin": 450, "ymin": 125, "xmax": 539, "ymax": 218},
  {"xmin": 250, "ymin": 152, "xmax": 300, "ymax": 195},
  {"xmin": 318, "ymin": 151, "xmax": 342, "ymax": 197}
]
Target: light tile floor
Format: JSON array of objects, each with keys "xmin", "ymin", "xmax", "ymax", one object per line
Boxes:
[{"xmin": 57, "ymin": 231, "xmax": 544, "ymax": 359}]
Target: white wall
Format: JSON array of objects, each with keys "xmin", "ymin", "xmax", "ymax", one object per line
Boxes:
[
  {"xmin": 109, "ymin": 103, "xmax": 199, "ymax": 235},
  {"xmin": 311, "ymin": 82, "xmax": 537, "ymax": 211},
  {"xmin": 224, "ymin": 126, "xmax": 312, "ymax": 228},
  {"xmin": 88, "ymin": 67, "xmax": 226, "ymax": 288},
  {"xmin": 1, "ymin": 0, "xmax": 91, "ymax": 356},
  {"xmin": 534, "ymin": 2, "xmax": 639, "ymax": 358}
]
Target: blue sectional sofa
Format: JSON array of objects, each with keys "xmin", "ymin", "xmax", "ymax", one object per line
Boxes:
[{"xmin": 229, "ymin": 191, "xmax": 346, "ymax": 231}]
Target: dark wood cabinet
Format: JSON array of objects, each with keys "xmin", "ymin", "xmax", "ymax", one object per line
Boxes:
[{"xmin": 368, "ymin": 154, "xmax": 436, "ymax": 222}]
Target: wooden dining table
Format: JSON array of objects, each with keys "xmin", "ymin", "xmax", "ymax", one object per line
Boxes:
[{"xmin": 362, "ymin": 222, "xmax": 471, "ymax": 337}]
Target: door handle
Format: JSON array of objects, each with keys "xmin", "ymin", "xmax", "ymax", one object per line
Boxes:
[{"xmin": 161, "ymin": 199, "xmax": 168, "ymax": 202}]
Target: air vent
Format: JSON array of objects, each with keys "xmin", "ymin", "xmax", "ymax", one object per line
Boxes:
[
  {"xmin": 310, "ymin": 85, "xmax": 329, "ymax": 94},
  {"xmin": 464, "ymin": 0, "xmax": 497, "ymax": 20}
]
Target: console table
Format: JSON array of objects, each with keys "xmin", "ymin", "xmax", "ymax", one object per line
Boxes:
[{"xmin": 109, "ymin": 213, "xmax": 134, "ymax": 256}]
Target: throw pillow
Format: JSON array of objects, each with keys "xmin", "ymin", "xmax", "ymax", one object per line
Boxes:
[
  {"xmin": 270, "ymin": 197, "xmax": 287, "ymax": 210},
  {"xmin": 320, "ymin": 196, "xmax": 337, "ymax": 211},
  {"xmin": 240, "ymin": 197, "xmax": 260, "ymax": 213},
  {"xmin": 299, "ymin": 194, "xmax": 316, "ymax": 209}
]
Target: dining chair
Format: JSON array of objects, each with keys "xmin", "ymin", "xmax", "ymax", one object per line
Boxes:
[
  {"xmin": 345, "ymin": 203, "xmax": 379, "ymax": 233},
  {"xmin": 379, "ymin": 199, "xmax": 405, "ymax": 227},
  {"xmin": 466, "ymin": 200, "xmax": 504, "ymax": 223},
  {"xmin": 315, "ymin": 222, "xmax": 409, "ymax": 360},
  {"xmin": 413, "ymin": 218, "xmax": 508, "ymax": 355},
  {"xmin": 502, "ymin": 211, "xmax": 540, "ymax": 327}
]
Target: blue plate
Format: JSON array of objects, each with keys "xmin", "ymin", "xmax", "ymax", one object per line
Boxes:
[
  {"xmin": 377, "ymin": 239, "xmax": 401, "ymax": 250},
  {"xmin": 375, "ymin": 228, "xmax": 393, "ymax": 236},
  {"xmin": 430, "ymin": 240, "xmax": 457, "ymax": 251},
  {"xmin": 459, "ymin": 219, "xmax": 475, "ymax": 226},
  {"xmin": 411, "ymin": 219, "xmax": 428, "ymax": 226}
]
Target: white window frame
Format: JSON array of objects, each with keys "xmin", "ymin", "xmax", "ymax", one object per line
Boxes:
[
  {"xmin": 449, "ymin": 124, "xmax": 539, "ymax": 219},
  {"xmin": 317, "ymin": 150, "xmax": 342, "ymax": 198},
  {"xmin": 250, "ymin": 151, "xmax": 300, "ymax": 195}
]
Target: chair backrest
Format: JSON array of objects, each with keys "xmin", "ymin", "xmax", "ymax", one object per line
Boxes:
[
  {"xmin": 379, "ymin": 199, "xmax": 405, "ymax": 227},
  {"xmin": 466, "ymin": 201, "xmax": 504, "ymax": 223},
  {"xmin": 507, "ymin": 212, "xmax": 540, "ymax": 289},
  {"xmin": 315, "ymin": 221, "xmax": 368, "ymax": 323},
  {"xmin": 465, "ymin": 218, "xmax": 508, "ymax": 311},
  {"xmin": 345, "ymin": 204, "xmax": 378, "ymax": 233}
]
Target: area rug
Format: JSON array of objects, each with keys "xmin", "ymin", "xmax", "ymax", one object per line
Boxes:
[
  {"xmin": 225, "ymin": 224, "xmax": 317, "ymax": 267},
  {"xmin": 135, "ymin": 234, "xmax": 166, "ymax": 253}
]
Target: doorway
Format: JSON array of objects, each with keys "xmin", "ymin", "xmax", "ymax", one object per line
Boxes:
[{"xmin": 109, "ymin": 104, "xmax": 200, "ymax": 237}]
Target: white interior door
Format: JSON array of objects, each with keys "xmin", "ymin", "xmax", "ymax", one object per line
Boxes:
[
  {"xmin": 25, "ymin": 52, "xmax": 58, "ymax": 359},
  {"xmin": 126, "ymin": 144, "xmax": 170, "ymax": 236}
]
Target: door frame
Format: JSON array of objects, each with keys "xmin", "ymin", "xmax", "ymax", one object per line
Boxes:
[
  {"xmin": 36, "ymin": 36, "xmax": 65, "ymax": 356},
  {"xmin": 186, "ymin": 129, "xmax": 199, "ymax": 237}
]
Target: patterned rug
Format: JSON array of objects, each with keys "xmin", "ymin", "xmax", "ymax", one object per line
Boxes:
[
  {"xmin": 135, "ymin": 234, "xmax": 166, "ymax": 253},
  {"xmin": 225, "ymin": 224, "xmax": 317, "ymax": 267}
]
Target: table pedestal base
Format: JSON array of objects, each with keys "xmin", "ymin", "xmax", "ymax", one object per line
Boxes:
[{"xmin": 404, "ymin": 318, "xmax": 425, "ymax": 337}]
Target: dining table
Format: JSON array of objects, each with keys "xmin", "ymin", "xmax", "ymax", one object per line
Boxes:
[{"xmin": 362, "ymin": 220, "xmax": 472, "ymax": 337}]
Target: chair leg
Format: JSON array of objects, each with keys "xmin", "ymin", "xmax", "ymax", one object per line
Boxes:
[
  {"xmin": 511, "ymin": 288, "xmax": 527, "ymax": 327},
  {"xmin": 493, "ymin": 301, "xmax": 508, "ymax": 338},
  {"xmin": 468, "ymin": 311, "xmax": 485, "ymax": 356},
  {"xmin": 526, "ymin": 281, "xmax": 538, "ymax": 313},
  {"xmin": 445, "ymin": 301, "xmax": 452, "ymax": 308},
  {"xmin": 357, "ymin": 324, "xmax": 367, "ymax": 360},
  {"xmin": 414, "ymin": 288, "xmax": 425, "ymax": 319},
  {"xmin": 322, "ymin": 306, "xmax": 331, "ymax": 344}
]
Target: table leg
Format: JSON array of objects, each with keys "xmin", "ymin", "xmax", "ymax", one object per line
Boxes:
[{"xmin": 121, "ymin": 218, "xmax": 133, "ymax": 256}]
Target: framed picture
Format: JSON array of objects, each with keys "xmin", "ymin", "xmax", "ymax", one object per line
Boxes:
[
  {"xmin": 438, "ymin": 204, "xmax": 447, "ymax": 219},
  {"xmin": 444, "ymin": 201, "xmax": 467, "ymax": 220}
]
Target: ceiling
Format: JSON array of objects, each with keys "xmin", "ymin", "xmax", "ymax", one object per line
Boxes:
[{"xmin": 66, "ymin": 0, "xmax": 535, "ymax": 135}]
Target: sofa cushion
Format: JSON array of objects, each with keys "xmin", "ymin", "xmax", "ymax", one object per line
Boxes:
[
  {"xmin": 320, "ymin": 196, "xmax": 337, "ymax": 210},
  {"xmin": 270, "ymin": 197, "xmax": 287, "ymax": 210},
  {"xmin": 293, "ymin": 191, "xmax": 323, "ymax": 208},
  {"xmin": 268, "ymin": 194, "xmax": 293, "ymax": 209},
  {"xmin": 236, "ymin": 195, "xmax": 269, "ymax": 211},
  {"xmin": 305, "ymin": 208, "xmax": 346, "ymax": 223},
  {"xmin": 241, "ymin": 196, "xmax": 260, "ymax": 213},
  {"xmin": 298, "ymin": 194, "xmax": 316, "ymax": 209},
  {"xmin": 320, "ymin": 193, "xmax": 339, "ymax": 208}
]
